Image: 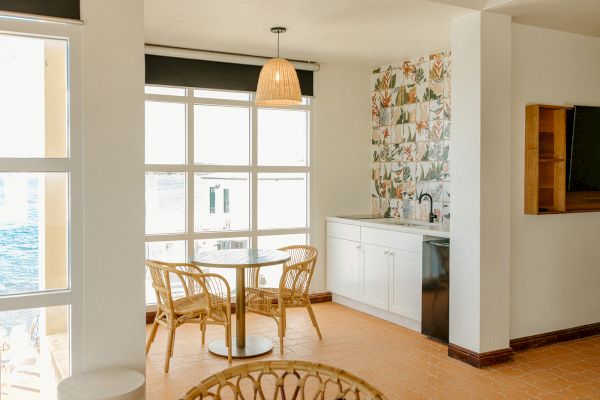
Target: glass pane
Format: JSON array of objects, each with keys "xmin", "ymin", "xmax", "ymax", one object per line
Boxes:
[
  {"xmin": 145, "ymin": 241, "xmax": 186, "ymax": 305},
  {"xmin": 145, "ymin": 101, "xmax": 186, "ymax": 164},
  {"xmin": 194, "ymin": 173, "xmax": 249, "ymax": 232},
  {"xmin": 0, "ymin": 34, "xmax": 68, "ymax": 158},
  {"xmin": 194, "ymin": 89, "xmax": 250, "ymax": 101},
  {"xmin": 257, "ymin": 234, "xmax": 307, "ymax": 287},
  {"xmin": 145, "ymin": 172, "xmax": 185, "ymax": 234},
  {"xmin": 258, "ymin": 234, "xmax": 307, "ymax": 249},
  {"xmin": 0, "ymin": 305, "xmax": 70, "ymax": 399},
  {"xmin": 194, "ymin": 105, "xmax": 250, "ymax": 165},
  {"xmin": 0, "ymin": 173, "xmax": 68, "ymax": 296},
  {"xmin": 145, "ymin": 85, "xmax": 186, "ymax": 96},
  {"xmin": 258, "ymin": 109, "xmax": 308, "ymax": 166},
  {"xmin": 193, "ymin": 238, "xmax": 249, "ymax": 295},
  {"xmin": 258, "ymin": 173, "xmax": 307, "ymax": 229}
]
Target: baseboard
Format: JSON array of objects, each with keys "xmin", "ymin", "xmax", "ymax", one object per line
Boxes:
[
  {"xmin": 146, "ymin": 291, "xmax": 332, "ymax": 324},
  {"xmin": 448, "ymin": 343, "xmax": 515, "ymax": 368},
  {"xmin": 448, "ymin": 321, "xmax": 600, "ymax": 367},
  {"xmin": 332, "ymin": 294, "xmax": 421, "ymax": 333},
  {"xmin": 309, "ymin": 292, "xmax": 334, "ymax": 304},
  {"xmin": 510, "ymin": 322, "xmax": 600, "ymax": 352}
]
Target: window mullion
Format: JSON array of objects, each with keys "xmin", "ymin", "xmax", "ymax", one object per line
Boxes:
[
  {"xmin": 251, "ymin": 95, "xmax": 258, "ymax": 249},
  {"xmin": 0, "ymin": 158, "xmax": 74, "ymax": 172},
  {"xmin": 187, "ymin": 89, "xmax": 195, "ymax": 260},
  {"xmin": 0, "ymin": 291, "xmax": 73, "ymax": 313}
]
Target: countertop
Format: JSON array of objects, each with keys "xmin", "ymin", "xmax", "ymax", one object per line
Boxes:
[{"xmin": 326, "ymin": 216, "xmax": 450, "ymax": 238}]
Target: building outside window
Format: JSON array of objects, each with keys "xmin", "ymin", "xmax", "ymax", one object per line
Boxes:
[
  {"xmin": 144, "ymin": 86, "xmax": 313, "ymax": 303},
  {"xmin": 223, "ymin": 188, "xmax": 230, "ymax": 214},
  {"xmin": 209, "ymin": 186, "xmax": 216, "ymax": 214}
]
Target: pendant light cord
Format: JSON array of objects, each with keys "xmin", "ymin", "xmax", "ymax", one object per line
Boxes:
[{"xmin": 277, "ymin": 31, "xmax": 280, "ymax": 58}]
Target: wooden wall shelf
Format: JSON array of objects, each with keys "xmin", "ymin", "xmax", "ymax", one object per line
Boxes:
[{"xmin": 525, "ymin": 104, "xmax": 600, "ymax": 215}]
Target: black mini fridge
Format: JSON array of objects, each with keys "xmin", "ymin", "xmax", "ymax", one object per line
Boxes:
[{"xmin": 421, "ymin": 238, "xmax": 450, "ymax": 343}]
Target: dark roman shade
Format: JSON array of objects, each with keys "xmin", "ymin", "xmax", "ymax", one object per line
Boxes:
[
  {"xmin": 0, "ymin": 0, "xmax": 80, "ymax": 19},
  {"xmin": 145, "ymin": 54, "xmax": 314, "ymax": 97}
]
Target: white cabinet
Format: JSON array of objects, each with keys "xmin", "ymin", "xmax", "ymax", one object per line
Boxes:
[
  {"xmin": 361, "ymin": 244, "xmax": 389, "ymax": 309},
  {"xmin": 326, "ymin": 236, "xmax": 361, "ymax": 299},
  {"xmin": 388, "ymin": 248, "xmax": 421, "ymax": 320},
  {"xmin": 326, "ymin": 221, "xmax": 425, "ymax": 329}
]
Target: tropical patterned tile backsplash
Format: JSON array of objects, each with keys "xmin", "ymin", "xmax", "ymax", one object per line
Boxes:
[{"xmin": 371, "ymin": 51, "xmax": 451, "ymax": 222}]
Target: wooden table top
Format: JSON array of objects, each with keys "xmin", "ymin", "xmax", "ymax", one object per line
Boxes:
[{"xmin": 192, "ymin": 249, "xmax": 290, "ymax": 269}]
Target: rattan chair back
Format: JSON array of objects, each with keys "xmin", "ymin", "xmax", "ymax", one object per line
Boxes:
[
  {"xmin": 181, "ymin": 360, "xmax": 388, "ymax": 400},
  {"xmin": 279, "ymin": 245, "xmax": 318, "ymax": 299}
]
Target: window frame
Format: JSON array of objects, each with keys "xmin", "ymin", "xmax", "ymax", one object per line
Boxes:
[
  {"xmin": 144, "ymin": 85, "xmax": 314, "ymax": 298},
  {"xmin": 0, "ymin": 17, "xmax": 83, "ymax": 373}
]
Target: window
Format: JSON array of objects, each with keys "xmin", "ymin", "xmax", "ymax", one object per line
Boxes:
[
  {"xmin": 0, "ymin": 19, "xmax": 81, "ymax": 399},
  {"xmin": 209, "ymin": 187, "xmax": 216, "ymax": 214},
  {"xmin": 223, "ymin": 189, "xmax": 230, "ymax": 214},
  {"xmin": 145, "ymin": 86, "xmax": 312, "ymax": 301}
]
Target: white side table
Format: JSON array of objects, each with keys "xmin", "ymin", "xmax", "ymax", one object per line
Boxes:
[{"xmin": 57, "ymin": 368, "xmax": 145, "ymax": 400}]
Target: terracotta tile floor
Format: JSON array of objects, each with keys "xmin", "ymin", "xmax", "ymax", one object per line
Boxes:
[{"xmin": 146, "ymin": 302, "xmax": 600, "ymax": 399}]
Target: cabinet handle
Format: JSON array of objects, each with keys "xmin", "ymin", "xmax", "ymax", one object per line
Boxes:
[
  {"xmin": 355, "ymin": 244, "xmax": 361, "ymax": 249},
  {"xmin": 384, "ymin": 250, "xmax": 389, "ymax": 255}
]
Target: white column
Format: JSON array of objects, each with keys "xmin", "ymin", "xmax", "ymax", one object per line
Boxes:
[
  {"xmin": 449, "ymin": 11, "xmax": 512, "ymax": 353},
  {"xmin": 80, "ymin": 0, "xmax": 146, "ymax": 371},
  {"xmin": 311, "ymin": 64, "xmax": 373, "ymax": 292}
]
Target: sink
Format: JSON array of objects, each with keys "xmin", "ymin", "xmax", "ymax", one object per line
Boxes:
[
  {"xmin": 387, "ymin": 220, "xmax": 437, "ymax": 227},
  {"xmin": 388, "ymin": 222, "xmax": 422, "ymax": 227},
  {"xmin": 338, "ymin": 216, "xmax": 439, "ymax": 228},
  {"xmin": 337, "ymin": 215, "xmax": 383, "ymax": 219},
  {"xmin": 378, "ymin": 220, "xmax": 429, "ymax": 227}
]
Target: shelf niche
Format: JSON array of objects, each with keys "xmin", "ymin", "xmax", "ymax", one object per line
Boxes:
[{"xmin": 525, "ymin": 104, "xmax": 600, "ymax": 215}]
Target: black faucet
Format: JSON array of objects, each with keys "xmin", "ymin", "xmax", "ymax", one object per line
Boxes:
[{"xmin": 418, "ymin": 193, "xmax": 437, "ymax": 223}]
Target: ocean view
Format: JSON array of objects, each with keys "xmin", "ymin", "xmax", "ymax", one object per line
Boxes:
[{"xmin": 0, "ymin": 176, "xmax": 41, "ymax": 332}]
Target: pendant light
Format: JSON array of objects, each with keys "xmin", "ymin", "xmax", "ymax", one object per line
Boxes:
[{"xmin": 256, "ymin": 27, "xmax": 302, "ymax": 106}]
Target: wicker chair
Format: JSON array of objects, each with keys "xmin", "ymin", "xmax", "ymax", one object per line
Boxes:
[
  {"xmin": 180, "ymin": 360, "xmax": 388, "ymax": 400},
  {"xmin": 145, "ymin": 260, "xmax": 232, "ymax": 372},
  {"xmin": 245, "ymin": 245, "xmax": 321, "ymax": 352}
]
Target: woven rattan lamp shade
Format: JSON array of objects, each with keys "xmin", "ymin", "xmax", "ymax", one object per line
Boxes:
[{"xmin": 256, "ymin": 58, "xmax": 302, "ymax": 106}]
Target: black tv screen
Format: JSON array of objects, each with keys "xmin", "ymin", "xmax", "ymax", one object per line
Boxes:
[{"xmin": 567, "ymin": 105, "xmax": 600, "ymax": 191}]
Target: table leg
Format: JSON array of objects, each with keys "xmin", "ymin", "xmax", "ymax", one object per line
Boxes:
[
  {"xmin": 207, "ymin": 267, "xmax": 273, "ymax": 358},
  {"xmin": 236, "ymin": 268, "xmax": 245, "ymax": 348}
]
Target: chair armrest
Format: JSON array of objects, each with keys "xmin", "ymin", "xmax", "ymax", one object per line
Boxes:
[
  {"xmin": 193, "ymin": 273, "xmax": 232, "ymax": 321},
  {"xmin": 279, "ymin": 265, "xmax": 309, "ymax": 297},
  {"xmin": 198, "ymin": 273, "xmax": 231, "ymax": 301}
]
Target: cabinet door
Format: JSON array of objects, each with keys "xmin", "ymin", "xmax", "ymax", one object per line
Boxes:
[
  {"xmin": 326, "ymin": 236, "xmax": 361, "ymax": 299},
  {"xmin": 361, "ymin": 243, "xmax": 389, "ymax": 310},
  {"xmin": 388, "ymin": 248, "xmax": 422, "ymax": 320}
]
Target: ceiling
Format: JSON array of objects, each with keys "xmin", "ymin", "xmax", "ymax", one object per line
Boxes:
[
  {"xmin": 430, "ymin": 0, "xmax": 600, "ymax": 38},
  {"xmin": 144, "ymin": 0, "xmax": 471, "ymax": 67},
  {"xmin": 145, "ymin": 0, "xmax": 600, "ymax": 68},
  {"xmin": 484, "ymin": 0, "xmax": 600, "ymax": 38}
]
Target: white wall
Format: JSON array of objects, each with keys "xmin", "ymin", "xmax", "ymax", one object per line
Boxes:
[
  {"xmin": 449, "ymin": 12, "xmax": 482, "ymax": 352},
  {"xmin": 510, "ymin": 24, "xmax": 600, "ymax": 339},
  {"xmin": 450, "ymin": 11, "xmax": 512, "ymax": 353},
  {"xmin": 80, "ymin": 0, "xmax": 146, "ymax": 371},
  {"xmin": 310, "ymin": 63, "xmax": 372, "ymax": 292}
]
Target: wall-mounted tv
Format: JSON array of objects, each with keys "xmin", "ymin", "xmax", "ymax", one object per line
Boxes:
[{"xmin": 567, "ymin": 105, "xmax": 600, "ymax": 191}]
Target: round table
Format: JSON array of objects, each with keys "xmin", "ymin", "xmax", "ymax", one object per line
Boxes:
[{"xmin": 192, "ymin": 248, "xmax": 290, "ymax": 358}]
